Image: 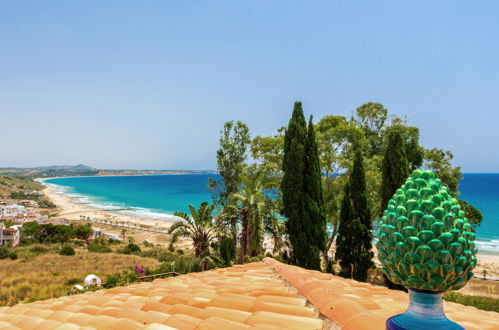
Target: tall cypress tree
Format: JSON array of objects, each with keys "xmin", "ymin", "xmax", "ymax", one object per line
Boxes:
[
  {"xmin": 380, "ymin": 129, "xmax": 409, "ymax": 290},
  {"xmin": 381, "ymin": 130, "xmax": 409, "ymax": 214},
  {"xmin": 335, "ymin": 188, "xmax": 354, "ymax": 277},
  {"xmin": 335, "ymin": 151, "xmax": 373, "ymax": 281},
  {"xmin": 303, "ymin": 115, "xmax": 327, "ymax": 270},
  {"xmin": 281, "ymin": 103, "xmax": 326, "ymax": 270},
  {"xmin": 281, "ymin": 101, "xmax": 308, "ymax": 267}
]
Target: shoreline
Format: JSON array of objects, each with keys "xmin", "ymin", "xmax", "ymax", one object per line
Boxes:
[{"xmin": 41, "ymin": 184, "xmax": 183, "ymax": 245}]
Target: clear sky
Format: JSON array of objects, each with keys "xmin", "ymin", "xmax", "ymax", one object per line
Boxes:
[{"xmin": 1, "ymin": 1, "xmax": 498, "ymax": 172}]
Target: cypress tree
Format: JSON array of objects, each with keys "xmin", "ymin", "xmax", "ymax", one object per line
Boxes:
[
  {"xmin": 303, "ymin": 115, "xmax": 327, "ymax": 270},
  {"xmin": 380, "ymin": 129, "xmax": 410, "ymax": 290},
  {"xmin": 281, "ymin": 103, "xmax": 326, "ymax": 270},
  {"xmin": 335, "ymin": 189, "xmax": 354, "ymax": 277},
  {"xmin": 281, "ymin": 101, "xmax": 308, "ymax": 267},
  {"xmin": 380, "ymin": 130, "xmax": 409, "ymax": 214},
  {"xmin": 335, "ymin": 151, "xmax": 373, "ymax": 281}
]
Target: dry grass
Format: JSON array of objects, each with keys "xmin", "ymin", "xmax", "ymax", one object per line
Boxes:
[
  {"xmin": 0, "ymin": 248, "xmax": 160, "ymax": 306},
  {"xmin": 459, "ymin": 278, "xmax": 499, "ymax": 299}
]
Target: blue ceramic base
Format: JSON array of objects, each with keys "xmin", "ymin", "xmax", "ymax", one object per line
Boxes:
[{"xmin": 386, "ymin": 289, "xmax": 464, "ymax": 330}]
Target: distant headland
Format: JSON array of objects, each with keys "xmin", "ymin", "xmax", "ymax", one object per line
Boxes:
[{"xmin": 0, "ymin": 164, "xmax": 217, "ymax": 178}]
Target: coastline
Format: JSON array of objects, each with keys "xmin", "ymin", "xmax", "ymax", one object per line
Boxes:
[
  {"xmin": 40, "ymin": 178, "xmax": 499, "ymax": 288},
  {"xmin": 41, "ymin": 183, "xmax": 184, "ymax": 246}
]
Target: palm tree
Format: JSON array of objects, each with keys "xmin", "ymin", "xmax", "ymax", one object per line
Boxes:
[
  {"xmin": 235, "ymin": 170, "xmax": 283, "ymax": 259},
  {"xmin": 168, "ymin": 202, "xmax": 217, "ymax": 257}
]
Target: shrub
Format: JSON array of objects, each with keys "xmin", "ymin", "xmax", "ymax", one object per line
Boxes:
[
  {"xmin": 444, "ymin": 291, "xmax": 499, "ymax": 313},
  {"xmin": 123, "ymin": 243, "xmax": 141, "ymax": 255},
  {"xmin": 158, "ymin": 251, "xmax": 178, "ymax": 263},
  {"xmin": 64, "ymin": 278, "xmax": 81, "ymax": 286},
  {"xmin": 28, "ymin": 245, "xmax": 49, "ymax": 256},
  {"xmin": 60, "ymin": 245, "xmax": 75, "ymax": 256},
  {"xmin": 143, "ymin": 240, "xmax": 154, "ymax": 248},
  {"xmin": 87, "ymin": 243, "xmax": 112, "ymax": 253},
  {"xmin": 104, "ymin": 272, "xmax": 138, "ymax": 288},
  {"xmin": 0, "ymin": 247, "xmax": 9, "ymax": 259}
]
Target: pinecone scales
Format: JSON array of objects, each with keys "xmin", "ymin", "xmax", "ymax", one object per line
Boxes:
[{"xmin": 376, "ymin": 169, "xmax": 477, "ymax": 291}]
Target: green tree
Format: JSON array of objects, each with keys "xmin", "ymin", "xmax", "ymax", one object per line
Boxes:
[
  {"xmin": 169, "ymin": 202, "xmax": 217, "ymax": 257},
  {"xmin": 303, "ymin": 115, "xmax": 327, "ymax": 268},
  {"xmin": 335, "ymin": 188, "xmax": 354, "ymax": 277},
  {"xmin": 380, "ymin": 129, "xmax": 409, "ymax": 215},
  {"xmin": 74, "ymin": 224, "xmax": 93, "ymax": 243},
  {"xmin": 213, "ymin": 121, "xmax": 251, "ymax": 198},
  {"xmin": 282, "ymin": 102, "xmax": 308, "ymax": 267},
  {"xmin": 210, "ymin": 121, "xmax": 251, "ymax": 253},
  {"xmin": 281, "ymin": 102, "xmax": 324, "ymax": 270},
  {"xmin": 352, "ymin": 102, "xmax": 388, "ymax": 156},
  {"xmin": 335, "ymin": 152, "xmax": 373, "ymax": 281}
]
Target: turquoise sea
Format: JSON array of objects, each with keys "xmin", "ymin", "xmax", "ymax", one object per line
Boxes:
[{"xmin": 43, "ymin": 173, "xmax": 499, "ymax": 254}]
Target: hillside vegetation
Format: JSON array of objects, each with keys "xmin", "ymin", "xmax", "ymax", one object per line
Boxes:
[{"xmin": 0, "ymin": 246, "xmax": 160, "ymax": 306}]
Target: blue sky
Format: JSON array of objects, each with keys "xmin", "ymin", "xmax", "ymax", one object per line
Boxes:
[{"xmin": 0, "ymin": 1, "xmax": 498, "ymax": 171}]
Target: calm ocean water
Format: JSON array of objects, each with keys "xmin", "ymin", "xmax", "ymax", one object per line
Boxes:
[{"xmin": 43, "ymin": 173, "xmax": 499, "ymax": 254}]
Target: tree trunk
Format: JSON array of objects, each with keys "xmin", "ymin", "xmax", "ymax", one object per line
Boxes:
[{"xmin": 322, "ymin": 224, "xmax": 338, "ymax": 270}]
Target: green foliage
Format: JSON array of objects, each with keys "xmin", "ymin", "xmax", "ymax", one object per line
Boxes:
[
  {"xmin": 169, "ymin": 202, "xmax": 216, "ymax": 257},
  {"xmin": 64, "ymin": 278, "xmax": 81, "ymax": 286},
  {"xmin": 303, "ymin": 115, "xmax": 327, "ymax": 268},
  {"xmin": 59, "ymin": 245, "xmax": 75, "ymax": 256},
  {"xmin": 27, "ymin": 245, "xmax": 49, "ymax": 256},
  {"xmin": 335, "ymin": 152, "xmax": 373, "ymax": 281},
  {"xmin": 123, "ymin": 243, "xmax": 141, "ymax": 255},
  {"xmin": 87, "ymin": 243, "xmax": 113, "ymax": 253},
  {"xmin": 444, "ymin": 291, "xmax": 499, "ymax": 313},
  {"xmin": 143, "ymin": 240, "xmax": 154, "ymax": 248},
  {"xmin": 377, "ymin": 169, "xmax": 477, "ymax": 291},
  {"xmin": 37, "ymin": 198, "xmax": 56, "ymax": 209},
  {"xmin": 0, "ymin": 246, "xmax": 17, "ymax": 260},
  {"xmin": 104, "ymin": 271, "xmax": 138, "ymax": 288},
  {"xmin": 352, "ymin": 102, "xmax": 388, "ymax": 156},
  {"xmin": 21, "ymin": 222, "xmax": 77, "ymax": 245},
  {"xmin": 381, "ymin": 129, "xmax": 409, "ymax": 216},
  {"xmin": 282, "ymin": 102, "xmax": 325, "ymax": 270},
  {"xmin": 213, "ymin": 120, "xmax": 251, "ymax": 198},
  {"xmin": 217, "ymin": 236, "xmax": 235, "ymax": 267},
  {"xmin": 74, "ymin": 224, "xmax": 92, "ymax": 241}
]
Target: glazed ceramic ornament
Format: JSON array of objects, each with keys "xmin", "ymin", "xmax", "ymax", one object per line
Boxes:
[{"xmin": 376, "ymin": 169, "xmax": 478, "ymax": 330}]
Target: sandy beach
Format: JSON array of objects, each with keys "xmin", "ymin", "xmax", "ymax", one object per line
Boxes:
[{"xmin": 41, "ymin": 185, "xmax": 186, "ymax": 246}]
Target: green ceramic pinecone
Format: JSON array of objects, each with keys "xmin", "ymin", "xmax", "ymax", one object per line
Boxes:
[{"xmin": 376, "ymin": 169, "xmax": 477, "ymax": 291}]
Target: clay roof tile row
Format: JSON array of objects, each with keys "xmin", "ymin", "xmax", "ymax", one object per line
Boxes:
[{"xmin": 0, "ymin": 258, "xmax": 497, "ymax": 329}]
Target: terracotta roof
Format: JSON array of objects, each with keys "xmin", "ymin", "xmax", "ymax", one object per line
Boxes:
[{"xmin": 0, "ymin": 258, "xmax": 497, "ymax": 330}]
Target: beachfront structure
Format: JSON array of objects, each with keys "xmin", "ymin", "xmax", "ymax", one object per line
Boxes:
[{"xmin": 0, "ymin": 223, "xmax": 20, "ymax": 247}]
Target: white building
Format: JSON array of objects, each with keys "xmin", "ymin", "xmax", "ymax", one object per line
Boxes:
[
  {"xmin": 0, "ymin": 223, "xmax": 20, "ymax": 247},
  {"xmin": 0, "ymin": 204, "xmax": 26, "ymax": 218}
]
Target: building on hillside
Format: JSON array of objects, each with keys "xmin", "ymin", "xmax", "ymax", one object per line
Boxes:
[
  {"xmin": 0, "ymin": 223, "xmax": 20, "ymax": 247},
  {"xmin": 0, "ymin": 204, "xmax": 43, "ymax": 223},
  {"xmin": 19, "ymin": 200, "xmax": 38, "ymax": 207},
  {"xmin": 0, "ymin": 204, "xmax": 26, "ymax": 218}
]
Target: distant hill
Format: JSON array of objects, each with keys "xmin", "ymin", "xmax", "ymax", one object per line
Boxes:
[
  {"xmin": 0, "ymin": 165, "xmax": 216, "ymax": 178},
  {"xmin": 32, "ymin": 164, "xmax": 95, "ymax": 171}
]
